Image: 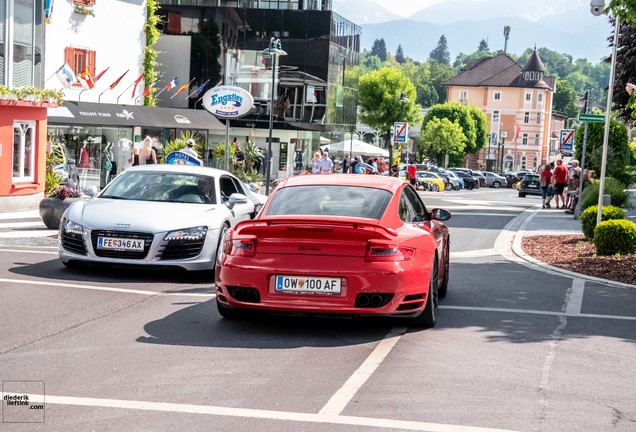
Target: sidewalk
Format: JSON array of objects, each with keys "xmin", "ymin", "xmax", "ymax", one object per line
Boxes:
[{"xmin": 0, "ymin": 209, "xmax": 56, "ymax": 239}]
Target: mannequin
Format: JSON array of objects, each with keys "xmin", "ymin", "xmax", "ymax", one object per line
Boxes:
[
  {"xmin": 79, "ymin": 141, "xmax": 90, "ymax": 168},
  {"xmin": 100, "ymin": 143, "xmax": 114, "ymax": 188}
]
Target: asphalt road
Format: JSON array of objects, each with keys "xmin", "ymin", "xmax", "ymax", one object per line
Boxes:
[{"xmin": 0, "ymin": 188, "xmax": 635, "ymax": 432}]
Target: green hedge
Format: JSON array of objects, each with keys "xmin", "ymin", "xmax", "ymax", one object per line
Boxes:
[
  {"xmin": 580, "ymin": 205, "xmax": 626, "ymax": 240},
  {"xmin": 580, "ymin": 177, "xmax": 631, "ymax": 211},
  {"xmin": 594, "ymin": 219, "xmax": 636, "ymax": 255}
]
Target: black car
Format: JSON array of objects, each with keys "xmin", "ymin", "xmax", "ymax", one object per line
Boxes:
[
  {"xmin": 448, "ymin": 168, "xmax": 480, "ymax": 189},
  {"xmin": 501, "ymin": 173, "xmax": 521, "ymax": 188},
  {"xmin": 518, "ymin": 174, "xmax": 542, "ymax": 197},
  {"xmin": 452, "ymin": 170, "xmax": 477, "ymax": 190}
]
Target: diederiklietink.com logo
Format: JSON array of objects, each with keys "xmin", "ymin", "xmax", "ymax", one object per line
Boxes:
[{"xmin": 2, "ymin": 381, "xmax": 45, "ymax": 423}]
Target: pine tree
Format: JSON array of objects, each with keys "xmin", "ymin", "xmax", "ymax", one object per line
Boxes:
[
  {"xmin": 370, "ymin": 39, "xmax": 388, "ymax": 62},
  {"xmin": 395, "ymin": 45, "xmax": 405, "ymax": 64},
  {"xmin": 478, "ymin": 39, "xmax": 489, "ymax": 52},
  {"xmin": 429, "ymin": 35, "xmax": 450, "ymax": 65},
  {"xmin": 612, "ymin": 19, "xmax": 636, "ymax": 124}
]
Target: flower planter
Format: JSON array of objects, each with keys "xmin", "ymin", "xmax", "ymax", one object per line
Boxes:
[{"xmin": 39, "ymin": 197, "xmax": 83, "ymax": 230}]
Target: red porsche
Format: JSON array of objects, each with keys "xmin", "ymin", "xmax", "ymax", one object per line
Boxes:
[{"xmin": 215, "ymin": 174, "xmax": 451, "ymax": 327}]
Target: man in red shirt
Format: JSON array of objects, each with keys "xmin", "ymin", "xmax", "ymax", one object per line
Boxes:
[
  {"xmin": 406, "ymin": 164, "xmax": 417, "ymax": 186},
  {"xmin": 552, "ymin": 159, "xmax": 569, "ymax": 209}
]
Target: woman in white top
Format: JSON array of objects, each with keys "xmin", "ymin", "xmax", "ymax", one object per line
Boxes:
[{"xmin": 311, "ymin": 152, "xmax": 321, "ymax": 174}]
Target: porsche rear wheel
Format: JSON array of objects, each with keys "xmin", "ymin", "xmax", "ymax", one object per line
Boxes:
[
  {"xmin": 439, "ymin": 244, "xmax": 449, "ymax": 298},
  {"xmin": 412, "ymin": 260, "xmax": 438, "ymax": 328}
]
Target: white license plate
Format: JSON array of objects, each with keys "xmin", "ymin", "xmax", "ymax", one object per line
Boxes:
[
  {"xmin": 97, "ymin": 237, "xmax": 145, "ymax": 251},
  {"xmin": 275, "ymin": 275, "xmax": 341, "ymax": 294}
]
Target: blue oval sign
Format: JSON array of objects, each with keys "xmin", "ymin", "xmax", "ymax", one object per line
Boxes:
[{"xmin": 202, "ymin": 85, "xmax": 254, "ymax": 119}]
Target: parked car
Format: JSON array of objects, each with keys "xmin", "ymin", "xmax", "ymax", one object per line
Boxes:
[
  {"xmin": 215, "ymin": 174, "xmax": 452, "ymax": 327},
  {"xmin": 416, "ymin": 171, "xmax": 446, "ymax": 192},
  {"xmin": 501, "ymin": 173, "xmax": 521, "ymax": 188},
  {"xmin": 52, "ymin": 142, "xmax": 80, "ymax": 188},
  {"xmin": 58, "ymin": 165, "xmax": 256, "ymax": 271},
  {"xmin": 443, "ymin": 169, "xmax": 462, "ymax": 190},
  {"xmin": 452, "ymin": 170, "xmax": 477, "ymax": 190},
  {"xmin": 471, "ymin": 170, "xmax": 488, "ymax": 187},
  {"xmin": 448, "ymin": 168, "xmax": 481, "ymax": 189},
  {"xmin": 482, "ymin": 171, "xmax": 508, "ymax": 188},
  {"xmin": 518, "ymin": 173, "xmax": 542, "ymax": 197}
]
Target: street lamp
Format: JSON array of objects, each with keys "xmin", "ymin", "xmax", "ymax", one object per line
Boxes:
[
  {"xmin": 262, "ymin": 37, "xmax": 287, "ymax": 195},
  {"xmin": 594, "ymin": 2, "xmax": 619, "ymax": 226}
]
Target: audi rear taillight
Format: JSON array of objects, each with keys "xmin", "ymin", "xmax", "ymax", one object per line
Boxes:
[
  {"xmin": 365, "ymin": 243, "xmax": 415, "ymax": 262},
  {"xmin": 224, "ymin": 236, "xmax": 257, "ymax": 257}
]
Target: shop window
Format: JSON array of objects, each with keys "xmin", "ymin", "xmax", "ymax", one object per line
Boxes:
[
  {"xmin": 12, "ymin": 121, "xmax": 35, "ymax": 182},
  {"xmin": 65, "ymin": 47, "xmax": 96, "ymax": 85}
]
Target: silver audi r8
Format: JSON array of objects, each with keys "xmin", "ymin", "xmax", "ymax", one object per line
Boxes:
[{"xmin": 58, "ymin": 164, "xmax": 255, "ymax": 271}]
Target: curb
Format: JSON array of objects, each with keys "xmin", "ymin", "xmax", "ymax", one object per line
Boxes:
[{"xmin": 507, "ymin": 205, "xmax": 636, "ymax": 290}]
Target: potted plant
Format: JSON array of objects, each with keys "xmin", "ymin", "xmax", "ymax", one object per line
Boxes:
[
  {"xmin": 39, "ymin": 185, "xmax": 84, "ymax": 230},
  {"xmin": 39, "ymin": 149, "xmax": 84, "ymax": 229}
]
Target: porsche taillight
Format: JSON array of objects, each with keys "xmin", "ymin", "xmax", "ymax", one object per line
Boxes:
[
  {"xmin": 224, "ymin": 236, "xmax": 257, "ymax": 257},
  {"xmin": 365, "ymin": 242, "xmax": 415, "ymax": 262}
]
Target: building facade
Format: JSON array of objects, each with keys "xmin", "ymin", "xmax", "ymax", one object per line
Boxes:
[
  {"xmin": 156, "ymin": 0, "xmax": 360, "ymax": 176},
  {"xmin": 445, "ymin": 51, "xmax": 555, "ymax": 172}
]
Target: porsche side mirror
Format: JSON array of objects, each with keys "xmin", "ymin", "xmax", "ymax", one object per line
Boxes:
[{"xmin": 430, "ymin": 208, "xmax": 451, "ymax": 221}]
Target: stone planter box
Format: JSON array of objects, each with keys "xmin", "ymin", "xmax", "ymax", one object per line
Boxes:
[{"xmin": 39, "ymin": 197, "xmax": 83, "ymax": 230}]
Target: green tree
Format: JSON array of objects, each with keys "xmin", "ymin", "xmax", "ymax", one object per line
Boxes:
[
  {"xmin": 574, "ymin": 112, "xmax": 630, "ymax": 178},
  {"xmin": 612, "ymin": 19, "xmax": 636, "ymax": 123},
  {"xmin": 466, "ymin": 104, "xmax": 489, "ymax": 154},
  {"xmin": 358, "ymin": 67, "xmax": 421, "ymax": 169},
  {"xmin": 422, "ymin": 102, "xmax": 478, "ymax": 164},
  {"xmin": 360, "ymin": 55, "xmax": 384, "ymax": 73},
  {"xmin": 419, "ymin": 117, "xmax": 467, "ymax": 166},
  {"xmin": 429, "ymin": 35, "xmax": 451, "ymax": 65},
  {"xmin": 428, "ymin": 60, "xmax": 455, "ymax": 103},
  {"xmin": 370, "ymin": 39, "xmax": 388, "ymax": 62},
  {"xmin": 477, "ymin": 39, "xmax": 489, "ymax": 52},
  {"xmin": 608, "ymin": 0, "xmax": 636, "ymax": 23},
  {"xmin": 564, "ymin": 71, "xmax": 592, "ymax": 96},
  {"xmin": 395, "ymin": 45, "xmax": 406, "ymax": 64},
  {"xmin": 553, "ymin": 79, "xmax": 579, "ymax": 118}
]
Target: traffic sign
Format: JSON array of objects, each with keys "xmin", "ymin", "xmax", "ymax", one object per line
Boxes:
[
  {"xmin": 579, "ymin": 113, "xmax": 605, "ymax": 123},
  {"xmin": 393, "ymin": 122, "xmax": 408, "ymax": 143},
  {"xmin": 560, "ymin": 129, "xmax": 574, "ymax": 151}
]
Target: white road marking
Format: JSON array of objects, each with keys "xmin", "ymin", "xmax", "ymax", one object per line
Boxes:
[
  {"xmin": 319, "ymin": 326, "xmax": 407, "ymax": 416},
  {"xmin": 0, "ymin": 221, "xmax": 46, "ymax": 229},
  {"xmin": 0, "ymin": 248, "xmax": 57, "ymax": 255},
  {"xmin": 19, "ymin": 393, "xmax": 521, "ymax": 432},
  {"xmin": 0, "ymin": 231, "xmax": 57, "ymax": 238},
  {"xmin": 441, "ymin": 205, "xmax": 525, "ymax": 212},
  {"xmin": 450, "ymin": 248, "xmax": 498, "ymax": 258},
  {"xmin": 565, "ymin": 279, "xmax": 585, "ymax": 316},
  {"xmin": 441, "ymin": 305, "xmax": 636, "ymax": 321},
  {"xmin": 446, "ymin": 212, "xmax": 516, "ymax": 217},
  {"xmin": 0, "ymin": 210, "xmax": 40, "ymax": 220},
  {"xmin": 0, "ymin": 278, "xmax": 214, "ymax": 298}
]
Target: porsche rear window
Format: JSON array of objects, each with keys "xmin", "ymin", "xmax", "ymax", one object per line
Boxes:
[{"xmin": 265, "ymin": 186, "xmax": 392, "ymax": 219}]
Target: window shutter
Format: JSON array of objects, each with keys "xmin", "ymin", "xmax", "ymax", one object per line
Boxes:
[
  {"xmin": 64, "ymin": 47, "xmax": 74, "ymax": 68},
  {"xmin": 89, "ymin": 50, "xmax": 96, "ymax": 76}
]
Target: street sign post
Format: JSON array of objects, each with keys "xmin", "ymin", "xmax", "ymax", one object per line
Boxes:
[
  {"xmin": 393, "ymin": 122, "xmax": 408, "ymax": 143},
  {"xmin": 560, "ymin": 129, "xmax": 574, "ymax": 151},
  {"xmin": 578, "ymin": 113, "xmax": 605, "ymax": 123}
]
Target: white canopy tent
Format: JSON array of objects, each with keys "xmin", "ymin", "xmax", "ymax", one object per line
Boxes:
[{"xmin": 324, "ymin": 139, "xmax": 389, "ymax": 157}]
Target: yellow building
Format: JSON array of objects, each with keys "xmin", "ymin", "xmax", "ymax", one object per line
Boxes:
[{"xmin": 444, "ymin": 50, "xmax": 555, "ymax": 172}]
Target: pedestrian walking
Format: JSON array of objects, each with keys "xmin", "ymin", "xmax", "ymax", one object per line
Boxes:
[
  {"xmin": 540, "ymin": 164, "xmax": 553, "ymax": 209},
  {"xmin": 552, "ymin": 159, "xmax": 569, "ymax": 209}
]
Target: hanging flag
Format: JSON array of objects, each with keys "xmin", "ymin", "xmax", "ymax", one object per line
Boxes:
[
  {"xmin": 55, "ymin": 63, "xmax": 77, "ymax": 88},
  {"xmin": 94, "ymin": 67, "xmax": 109, "ymax": 82},
  {"xmin": 78, "ymin": 67, "xmax": 95, "ymax": 90},
  {"xmin": 108, "ymin": 70, "xmax": 129, "ymax": 90},
  {"xmin": 131, "ymin": 73, "xmax": 145, "ymax": 98},
  {"xmin": 188, "ymin": 79, "xmax": 210, "ymax": 99},
  {"xmin": 142, "ymin": 79, "xmax": 159, "ymax": 97},
  {"xmin": 166, "ymin": 77, "xmax": 178, "ymax": 91},
  {"xmin": 44, "ymin": 0, "xmax": 54, "ymax": 23},
  {"xmin": 515, "ymin": 123, "xmax": 521, "ymax": 141},
  {"xmin": 170, "ymin": 78, "xmax": 195, "ymax": 99}
]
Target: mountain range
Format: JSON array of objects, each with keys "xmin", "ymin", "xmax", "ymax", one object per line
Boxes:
[{"xmin": 332, "ymin": 0, "xmax": 613, "ymax": 63}]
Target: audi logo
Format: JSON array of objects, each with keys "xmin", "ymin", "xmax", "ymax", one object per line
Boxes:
[{"xmin": 114, "ymin": 223, "xmax": 131, "ymax": 229}]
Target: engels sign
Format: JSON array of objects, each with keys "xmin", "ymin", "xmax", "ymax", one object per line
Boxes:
[{"xmin": 202, "ymin": 86, "xmax": 254, "ymax": 119}]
